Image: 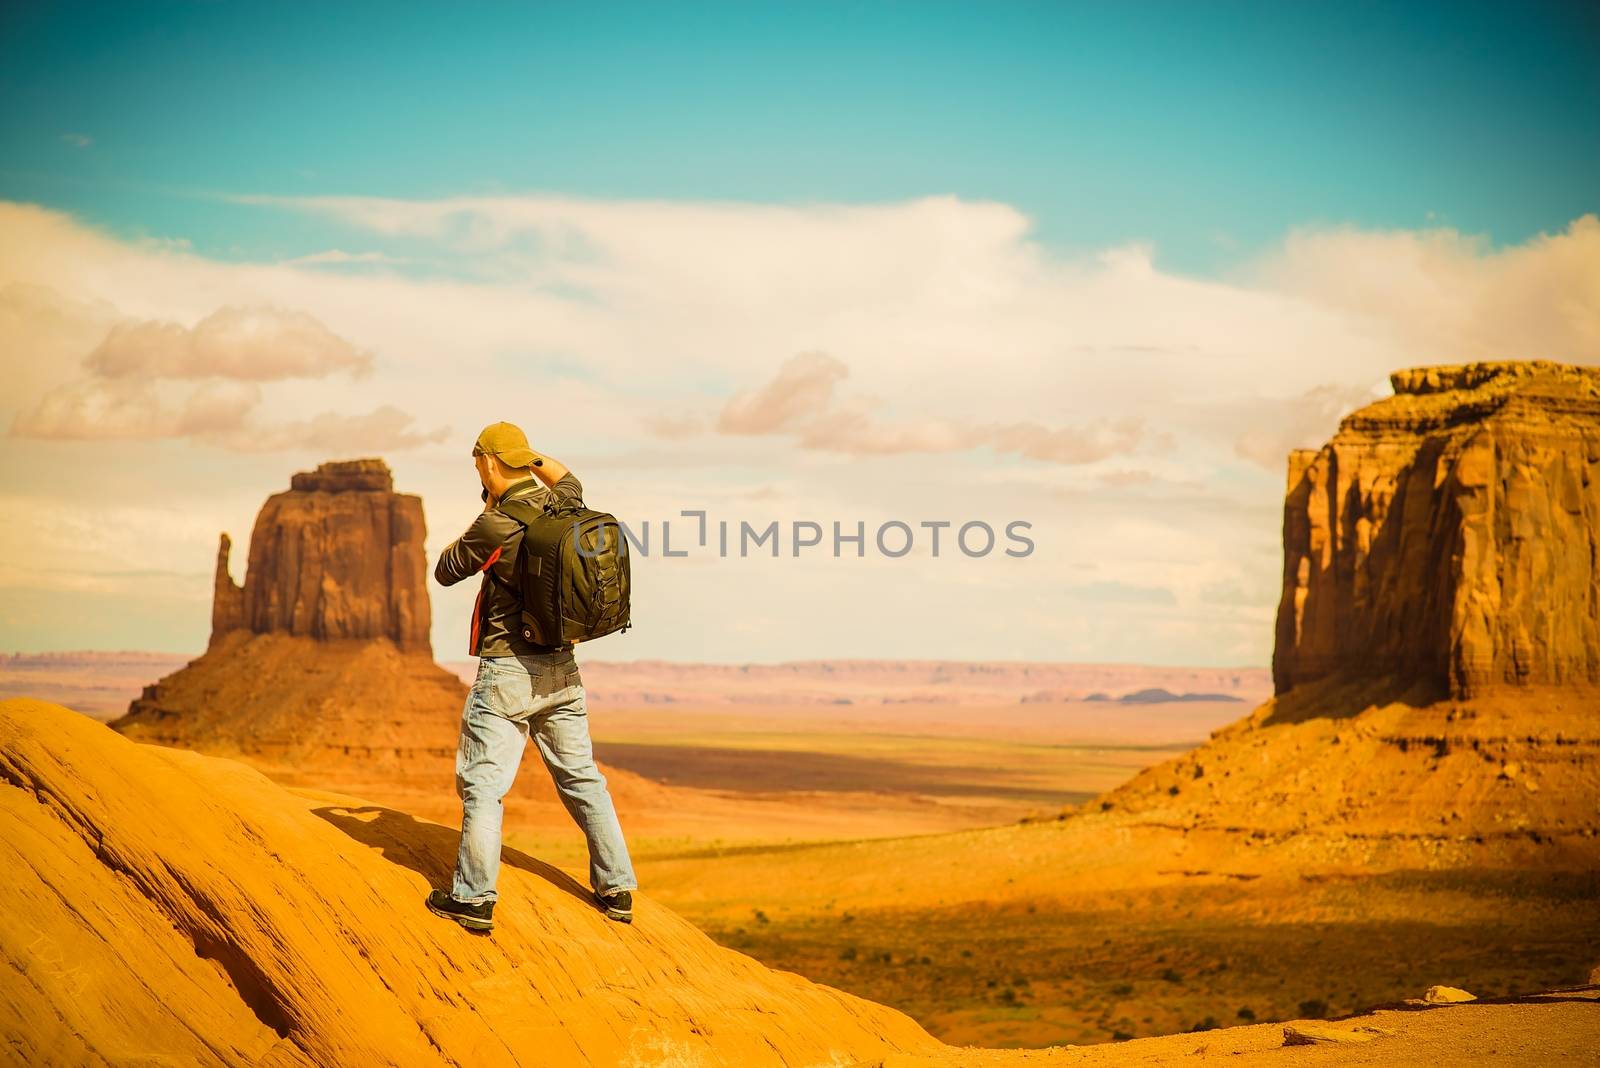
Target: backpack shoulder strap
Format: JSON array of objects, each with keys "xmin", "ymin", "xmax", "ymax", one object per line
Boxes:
[
  {"xmin": 482, "ymin": 500, "xmax": 539, "ymax": 598},
  {"xmin": 495, "ymin": 497, "xmax": 547, "ymax": 526}
]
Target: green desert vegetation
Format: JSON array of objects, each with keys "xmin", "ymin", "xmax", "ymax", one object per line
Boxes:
[{"xmin": 696, "ymin": 868, "xmax": 1600, "ymax": 1047}]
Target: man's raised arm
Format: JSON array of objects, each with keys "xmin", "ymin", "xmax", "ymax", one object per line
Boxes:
[
  {"xmin": 435, "ymin": 510, "xmax": 513, "ymax": 587},
  {"xmin": 524, "ymin": 447, "xmax": 569, "ymax": 486},
  {"xmin": 527, "ymin": 449, "xmax": 585, "ymax": 509}
]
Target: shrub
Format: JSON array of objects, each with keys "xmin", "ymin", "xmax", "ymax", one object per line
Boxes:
[{"xmin": 1298, "ymin": 998, "xmax": 1329, "ymax": 1019}]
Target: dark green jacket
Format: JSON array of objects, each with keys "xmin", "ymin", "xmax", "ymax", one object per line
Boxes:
[{"xmin": 435, "ymin": 473, "xmax": 584, "ymax": 664}]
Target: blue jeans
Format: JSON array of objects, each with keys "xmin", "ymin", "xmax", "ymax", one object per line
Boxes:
[{"xmin": 451, "ymin": 655, "xmax": 637, "ymax": 904}]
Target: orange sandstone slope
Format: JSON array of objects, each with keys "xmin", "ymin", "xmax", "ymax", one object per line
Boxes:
[
  {"xmin": 9, "ymin": 700, "xmax": 1595, "ymax": 1068},
  {"xmin": 1100, "ymin": 672, "xmax": 1600, "ymax": 862},
  {"xmin": 0, "ymin": 698, "xmax": 936, "ymax": 1067}
]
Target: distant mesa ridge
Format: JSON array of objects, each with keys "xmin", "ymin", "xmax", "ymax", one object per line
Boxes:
[
  {"xmin": 1080, "ymin": 688, "xmax": 1244, "ymax": 704},
  {"xmin": 211, "ymin": 458, "xmax": 431, "ymax": 654},
  {"xmin": 1273, "ymin": 360, "xmax": 1600, "ymax": 698}
]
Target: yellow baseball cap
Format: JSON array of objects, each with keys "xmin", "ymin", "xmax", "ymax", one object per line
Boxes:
[{"xmin": 472, "ymin": 421, "xmax": 536, "ymax": 467}]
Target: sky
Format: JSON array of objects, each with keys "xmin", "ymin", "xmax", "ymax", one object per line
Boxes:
[{"xmin": 1, "ymin": 1, "xmax": 1597, "ymax": 665}]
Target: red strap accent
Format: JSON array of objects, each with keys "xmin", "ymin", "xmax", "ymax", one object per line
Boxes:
[
  {"xmin": 469, "ymin": 546, "xmax": 503, "ymax": 653},
  {"xmin": 469, "ymin": 584, "xmax": 483, "ymax": 654}
]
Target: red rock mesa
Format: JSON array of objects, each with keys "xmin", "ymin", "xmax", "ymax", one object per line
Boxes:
[
  {"xmin": 1108, "ymin": 360, "xmax": 1600, "ymax": 853},
  {"xmin": 209, "ymin": 458, "xmax": 431, "ymax": 653},
  {"xmin": 113, "ymin": 459, "xmax": 463, "ymax": 769},
  {"xmin": 111, "ymin": 458, "xmax": 656, "ymax": 825},
  {"xmin": 1274, "ymin": 360, "xmax": 1600, "ymax": 698}
]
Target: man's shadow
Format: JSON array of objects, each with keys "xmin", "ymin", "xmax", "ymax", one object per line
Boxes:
[{"xmin": 311, "ymin": 804, "xmax": 595, "ymax": 911}]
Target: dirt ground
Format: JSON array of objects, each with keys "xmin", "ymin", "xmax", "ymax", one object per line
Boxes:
[
  {"xmin": 20, "ymin": 654, "xmax": 1598, "ymax": 1053},
  {"xmin": 883, "ymin": 987, "xmax": 1600, "ymax": 1066}
]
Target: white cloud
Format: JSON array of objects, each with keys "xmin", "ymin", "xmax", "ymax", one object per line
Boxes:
[
  {"xmin": 9, "ymin": 374, "xmax": 446, "ymax": 453},
  {"xmin": 213, "ymin": 404, "xmax": 449, "ymax": 454},
  {"xmin": 6, "ymin": 297, "xmax": 438, "ymax": 452},
  {"xmin": 716, "ymin": 351, "xmax": 1155, "ymax": 463},
  {"xmin": 281, "ymin": 249, "xmax": 405, "ymax": 267},
  {"xmin": 1250, "ymin": 216, "xmax": 1600, "ymax": 365},
  {"xmin": 719, "ymin": 351, "xmax": 851, "ymax": 434},
  {"xmin": 1231, "ymin": 381, "xmax": 1391, "ymax": 471},
  {"xmin": 82, "ymin": 305, "xmax": 373, "ymax": 380},
  {"xmin": 1, "ymin": 196, "xmax": 1595, "ymax": 663}
]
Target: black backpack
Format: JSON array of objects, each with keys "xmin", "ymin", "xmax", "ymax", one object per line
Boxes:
[{"xmin": 493, "ymin": 492, "xmax": 632, "ymax": 646}]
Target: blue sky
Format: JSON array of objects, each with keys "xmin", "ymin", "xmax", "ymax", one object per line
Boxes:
[
  {"xmin": 3, "ymin": 1, "xmax": 1596, "ymax": 274},
  {"xmin": 1, "ymin": 2, "xmax": 1597, "ymax": 663}
]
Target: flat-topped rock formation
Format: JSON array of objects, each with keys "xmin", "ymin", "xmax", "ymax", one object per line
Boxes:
[
  {"xmin": 112, "ymin": 459, "xmax": 663, "ymax": 833},
  {"xmin": 211, "ymin": 458, "xmax": 431, "ymax": 653},
  {"xmin": 117, "ymin": 458, "xmax": 445, "ymax": 753},
  {"xmin": 1274, "ymin": 360, "xmax": 1600, "ymax": 698},
  {"xmin": 1104, "ymin": 360, "xmax": 1600, "ymax": 852}
]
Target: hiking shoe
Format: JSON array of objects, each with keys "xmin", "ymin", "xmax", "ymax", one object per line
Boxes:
[
  {"xmin": 594, "ymin": 888, "xmax": 633, "ymax": 923},
  {"xmin": 426, "ymin": 888, "xmax": 494, "ymax": 931}
]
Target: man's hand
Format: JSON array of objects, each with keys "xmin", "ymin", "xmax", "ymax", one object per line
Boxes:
[{"xmin": 524, "ymin": 449, "xmax": 570, "ymax": 487}]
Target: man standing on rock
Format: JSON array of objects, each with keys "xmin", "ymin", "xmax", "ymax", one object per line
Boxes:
[{"xmin": 424, "ymin": 421, "xmax": 637, "ymax": 932}]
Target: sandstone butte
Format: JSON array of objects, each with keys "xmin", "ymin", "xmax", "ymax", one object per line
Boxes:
[
  {"xmin": 5, "ymin": 360, "xmax": 1600, "ymax": 1066},
  {"xmin": 108, "ymin": 458, "xmax": 664, "ymax": 828},
  {"xmin": 1273, "ymin": 359, "xmax": 1600, "ymax": 698},
  {"xmin": 1099, "ymin": 360, "xmax": 1600, "ymax": 852},
  {"xmin": 213, "ymin": 458, "xmax": 432, "ymax": 653}
]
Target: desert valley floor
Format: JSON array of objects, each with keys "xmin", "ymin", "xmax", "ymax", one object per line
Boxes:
[{"xmin": 10, "ymin": 652, "xmax": 1598, "ymax": 1055}]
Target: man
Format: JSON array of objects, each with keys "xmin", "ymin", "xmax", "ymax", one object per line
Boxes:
[{"xmin": 424, "ymin": 421, "xmax": 638, "ymax": 932}]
